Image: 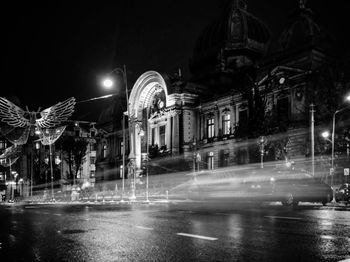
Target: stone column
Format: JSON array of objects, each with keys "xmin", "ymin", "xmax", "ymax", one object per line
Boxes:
[
  {"xmin": 172, "ymin": 113, "xmax": 180, "ymax": 154},
  {"xmin": 215, "ymin": 109, "xmax": 220, "ymax": 138},
  {"xmin": 230, "ymin": 103, "xmax": 235, "ymax": 133},
  {"xmin": 165, "ymin": 116, "xmax": 171, "ymax": 149}
]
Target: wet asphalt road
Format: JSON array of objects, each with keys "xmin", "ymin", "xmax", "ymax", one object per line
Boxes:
[{"xmin": 0, "ymin": 202, "xmax": 349, "ymax": 262}]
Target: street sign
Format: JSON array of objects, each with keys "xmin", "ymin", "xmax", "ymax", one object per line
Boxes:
[{"xmin": 344, "ymin": 168, "xmax": 349, "ymax": 176}]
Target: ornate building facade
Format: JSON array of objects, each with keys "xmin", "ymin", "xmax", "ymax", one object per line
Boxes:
[{"xmin": 95, "ymin": 0, "xmax": 349, "ymax": 183}]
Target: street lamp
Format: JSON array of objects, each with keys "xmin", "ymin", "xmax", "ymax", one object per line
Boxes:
[
  {"xmin": 257, "ymin": 136, "xmax": 267, "ymax": 168},
  {"xmin": 328, "ymin": 96, "xmax": 350, "ymax": 202},
  {"xmin": 101, "ymin": 65, "xmax": 134, "ymax": 201},
  {"xmin": 321, "ymin": 131, "xmax": 331, "ymax": 140}
]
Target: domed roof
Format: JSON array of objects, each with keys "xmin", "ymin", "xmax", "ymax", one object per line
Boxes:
[
  {"xmin": 279, "ymin": 5, "xmax": 334, "ymax": 52},
  {"xmin": 190, "ymin": 0, "xmax": 271, "ymax": 75}
]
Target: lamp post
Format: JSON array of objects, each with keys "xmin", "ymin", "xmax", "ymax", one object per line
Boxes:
[
  {"xmin": 322, "ymin": 95, "xmax": 350, "ymax": 202},
  {"xmin": 102, "ymin": 65, "xmax": 133, "ymax": 200},
  {"xmin": 330, "ymin": 102, "xmax": 350, "ymax": 202},
  {"xmin": 192, "ymin": 138, "xmax": 196, "ymax": 173},
  {"xmin": 310, "ymin": 104, "xmax": 315, "ymax": 177},
  {"xmin": 257, "ymin": 136, "xmax": 267, "ymax": 168}
]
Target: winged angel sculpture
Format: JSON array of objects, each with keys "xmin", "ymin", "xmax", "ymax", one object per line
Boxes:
[
  {"xmin": 0, "ymin": 97, "xmax": 76, "ymax": 129},
  {"xmin": 0, "ymin": 97, "xmax": 76, "ymax": 145}
]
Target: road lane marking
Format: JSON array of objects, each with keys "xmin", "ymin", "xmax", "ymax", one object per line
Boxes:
[
  {"xmin": 176, "ymin": 233, "xmax": 218, "ymax": 241},
  {"xmin": 320, "ymin": 235, "xmax": 335, "ymax": 240},
  {"xmin": 53, "ymin": 213, "xmax": 62, "ymax": 216},
  {"xmin": 338, "ymin": 258, "xmax": 350, "ymax": 262},
  {"xmin": 265, "ymin": 216, "xmax": 302, "ymax": 220},
  {"xmin": 136, "ymin": 226, "xmax": 154, "ymax": 231},
  {"xmin": 215, "ymin": 212, "xmax": 230, "ymax": 216}
]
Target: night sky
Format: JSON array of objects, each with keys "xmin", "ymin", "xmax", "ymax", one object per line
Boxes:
[{"xmin": 3, "ymin": 0, "xmax": 350, "ymax": 121}]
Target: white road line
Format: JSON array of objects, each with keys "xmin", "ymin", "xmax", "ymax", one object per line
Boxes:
[
  {"xmin": 136, "ymin": 226, "xmax": 154, "ymax": 231},
  {"xmin": 214, "ymin": 212, "xmax": 230, "ymax": 216},
  {"xmin": 320, "ymin": 235, "xmax": 335, "ymax": 240},
  {"xmin": 176, "ymin": 233, "xmax": 218, "ymax": 241},
  {"xmin": 338, "ymin": 258, "xmax": 350, "ymax": 262},
  {"xmin": 53, "ymin": 214, "xmax": 62, "ymax": 216},
  {"xmin": 265, "ymin": 216, "xmax": 302, "ymax": 220}
]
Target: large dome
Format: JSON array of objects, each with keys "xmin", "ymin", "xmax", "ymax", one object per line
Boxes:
[
  {"xmin": 190, "ymin": 0, "xmax": 271, "ymax": 76},
  {"xmin": 279, "ymin": 5, "xmax": 334, "ymax": 52}
]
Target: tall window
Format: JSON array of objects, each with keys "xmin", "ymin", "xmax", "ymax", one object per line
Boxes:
[
  {"xmin": 119, "ymin": 141, "xmax": 124, "ymax": 156},
  {"xmin": 102, "ymin": 144, "xmax": 107, "ymax": 158},
  {"xmin": 0, "ymin": 140, "xmax": 6, "ymax": 150},
  {"xmin": 222, "ymin": 114, "xmax": 230, "ymax": 135},
  {"xmin": 159, "ymin": 125, "xmax": 166, "ymax": 147},
  {"xmin": 90, "ymin": 143, "xmax": 96, "ymax": 151},
  {"xmin": 207, "ymin": 118, "xmax": 215, "ymax": 138}
]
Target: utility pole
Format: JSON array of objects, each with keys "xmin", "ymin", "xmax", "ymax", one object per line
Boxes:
[{"xmin": 310, "ymin": 104, "xmax": 315, "ymax": 177}]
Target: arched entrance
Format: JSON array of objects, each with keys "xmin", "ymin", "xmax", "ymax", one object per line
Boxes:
[{"xmin": 128, "ymin": 71, "xmax": 170, "ymax": 170}]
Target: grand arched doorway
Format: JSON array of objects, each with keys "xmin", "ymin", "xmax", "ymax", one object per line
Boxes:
[{"xmin": 128, "ymin": 71, "xmax": 172, "ymax": 171}]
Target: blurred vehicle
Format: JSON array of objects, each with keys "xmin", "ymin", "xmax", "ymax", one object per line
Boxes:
[
  {"xmin": 335, "ymin": 183, "xmax": 349, "ymax": 205},
  {"xmin": 269, "ymin": 177, "xmax": 333, "ymax": 206},
  {"xmin": 185, "ymin": 165, "xmax": 333, "ymax": 206}
]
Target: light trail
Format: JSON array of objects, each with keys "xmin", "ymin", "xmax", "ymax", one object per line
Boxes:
[
  {"xmin": 176, "ymin": 233, "xmax": 218, "ymax": 241},
  {"xmin": 265, "ymin": 216, "xmax": 303, "ymax": 220},
  {"xmin": 135, "ymin": 226, "xmax": 154, "ymax": 231}
]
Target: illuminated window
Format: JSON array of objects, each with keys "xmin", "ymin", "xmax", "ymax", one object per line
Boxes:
[
  {"xmin": 102, "ymin": 144, "xmax": 107, "ymax": 158},
  {"xmin": 120, "ymin": 141, "xmax": 124, "ymax": 155},
  {"xmin": 207, "ymin": 118, "xmax": 215, "ymax": 138},
  {"xmin": 90, "ymin": 170, "xmax": 95, "ymax": 178},
  {"xmin": 90, "ymin": 143, "xmax": 96, "ymax": 151},
  {"xmin": 222, "ymin": 114, "xmax": 230, "ymax": 135},
  {"xmin": 0, "ymin": 140, "xmax": 6, "ymax": 150}
]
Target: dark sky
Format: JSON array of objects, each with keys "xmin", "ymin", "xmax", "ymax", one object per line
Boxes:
[{"xmin": 3, "ymin": 0, "xmax": 350, "ymax": 120}]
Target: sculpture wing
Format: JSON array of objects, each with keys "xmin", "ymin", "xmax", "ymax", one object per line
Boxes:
[
  {"xmin": 36, "ymin": 97, "xmax": 76, "ymax": 128},
  {"xmin": 0, "ymin": 97, "xmax": 29, "ymax": 127}
]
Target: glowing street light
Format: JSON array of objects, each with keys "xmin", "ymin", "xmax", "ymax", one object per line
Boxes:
[
  {"xmin": 321, "ymin": 131, "xmax": 330, "ymax": 140},
  {"xmin": 102, "ymin": 78, "xmax": 114, "ymax": 89}
]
